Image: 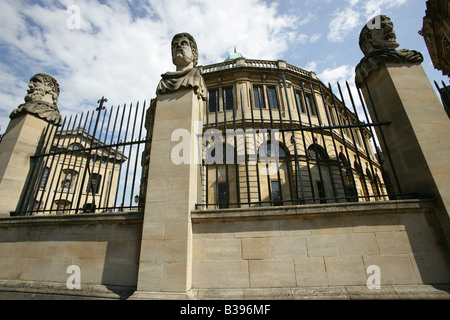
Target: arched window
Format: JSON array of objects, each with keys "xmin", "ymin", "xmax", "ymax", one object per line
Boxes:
[
  {"xmin": 68, "ymin": 143, "xmax": 84, "ymax": 151},
  {"xmin": 307, "ymin": 144, "xmax": 328, "ymax": 160},
  {"xmin": 258, "ymin": 142, "xmax": 286, "ymax": 159},
  {"xmin": 206, "ymin": 143, "xmax": 236, "ymax": 164}
]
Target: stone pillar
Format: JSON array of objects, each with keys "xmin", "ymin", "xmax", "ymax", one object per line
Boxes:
[
  {"xmin": 0, "ymin": 115, "xmax": 50, "ymax": 216},
  {"xmin": 133, "ymin": 88, "xmax": 204, "ymax": 298},
  {"xmin": 356, "ymin": 15, "xmax": 450, "ymax": 247},
  {"xmin": 360, "ymin": 62, "xmax": 450, "ymax": 246},
  {"xmin": 0, "ymin": 73, "xmax": 61, "ymax": 217}
]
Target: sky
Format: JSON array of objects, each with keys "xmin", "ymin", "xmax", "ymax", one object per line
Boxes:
[{"xmin": 0, "ymin": 0, "xmax": 448, "ymax": 136}]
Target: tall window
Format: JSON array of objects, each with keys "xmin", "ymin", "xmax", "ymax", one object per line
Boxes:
[
  {"xmin": 316, "ymin": 181, "xmax": 326, "ymax": 204},
  {"xmin": 60, "ymin": 169, "xmax": 77, "ymax": 192},
  {"xmin": 271, "ymin": 181, "xmax": 282, "ymax": 206},
  {"xmin": 304, "ymin": 93, "xmax": 315, "ymax": 116},
  {"xmin": 295, "ymin": 91, "xmax": 306, "ymax": 113},
  {"xmin": 267, "ymin": 86, "xmax": 279, "ymax": 109},
  {"xmin": 327, "ymin": 105, "xmax": 336, "ymax": 125},
  {"xmin": 86, "ymin": 173, "xmax": 102, "ymax": 194},
  {"xmin": 295, "ymin": 90, "xmax": 315, "ymax": 116},
  {"xmin": 40, "ymin": 167, "xmax": 50, "ymax": 189},
  {"xmin": 217, "ymin": 182, "xmax": 229, "ymax": 209},
  {"xmin": 223, "ymin": 87, "xmax": 234, "ymax": 111},
  {"xmin": 253, "ymin": 86, "xmax": 265, "ymax": 109},
  {"xmin": 208, "ymin": 89, "xmax": 219, "ymax": 113}
]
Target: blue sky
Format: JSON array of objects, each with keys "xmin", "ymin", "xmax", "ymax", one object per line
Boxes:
[{"xmin": 0, "ymin": 0, "xmax": 447, "ymax": 135}]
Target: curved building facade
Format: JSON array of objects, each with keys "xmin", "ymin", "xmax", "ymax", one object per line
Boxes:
[{"xmin": 198, "ymin": 56, "xmax": 388, "ymax": 209}]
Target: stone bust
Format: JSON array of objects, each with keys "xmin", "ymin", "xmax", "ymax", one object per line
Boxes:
[
  {"xmin": 355, "ymin": 15, "xmax": 423, "ymax": 87},
  {"xmin": 156, "ymin": 33, "xmax": 206, "ymax": 100},
  {"xmin": 10, "ymin": 73, "xmax": 62, "ymax": 124}
]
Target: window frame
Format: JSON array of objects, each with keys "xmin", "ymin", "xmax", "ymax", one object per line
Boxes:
[
  {"xmin": 270, "ymin": 180, "xmax": 282, "ymax": 206},
  {"xmin": 217, "ymin": 182, "xmax": 230, "ymax": 209}
]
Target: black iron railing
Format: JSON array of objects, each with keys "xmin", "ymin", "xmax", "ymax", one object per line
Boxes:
[
  {"xmin": 198, "ymin": 76, "xmax": 404, "ymax": 209},
  {"xmin": 434, "ymin": 80, "xmax": 450, "ymax": 119},
  {"xmin": 14, "ymin": 98, "xmax": 151, "ymax": 216}
]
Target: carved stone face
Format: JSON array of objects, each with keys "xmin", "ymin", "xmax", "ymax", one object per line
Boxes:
[
  {"xmin": 360, "ymin": 15, "xmax": 400, "ymax": 56},
  {"xmin": 370, "ymin": 18, "xmax": 399, "ymax": 51},
  {"xmin": 172, "ymin": 35, "xmax": 195, "ymax": 71},
  {"xmin": 24, "ymin": 74, "xmax": 58, "ymax": 105}
]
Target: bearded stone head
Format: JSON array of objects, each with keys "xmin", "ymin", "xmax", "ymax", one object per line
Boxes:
[
  {"xmin": 24, "ymin": 73, "xmax": 60, "ymax": 105},
  {"xmin": 171, "ymin": 33, "xmax": 199, "ymax": 71},
  {"xmin": 359, "ymin": 15, "xmax": 400, "ymax": 56},
  {"xmin": 10, "ymin": 73, "xmax": 62, "ymax": 124}
]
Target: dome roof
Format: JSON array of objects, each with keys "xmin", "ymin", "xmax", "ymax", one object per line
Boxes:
[{"xmin": 224, "ymin": 47, "xmax": 245, "ymax": 62}]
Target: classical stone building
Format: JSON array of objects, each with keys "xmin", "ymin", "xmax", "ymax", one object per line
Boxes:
[
  {"xmin": 197, "ymin": 56, "xmax": 388, "ymax": 209},
  {"xmin": 420, "ymin": 0, "xmax": 450, "ymax": 76},
  {"xmin": 28, "ymin": 127, "xmax": 127, "ymax": 216},
  {"xmin": 0, "ymin": 19, "xmax": 450, "ymax": 301}
]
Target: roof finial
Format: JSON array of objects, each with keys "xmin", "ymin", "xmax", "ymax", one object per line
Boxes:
[{"xmin": 234, "ymin": 46, "xmax": 237, "ymax": 53}]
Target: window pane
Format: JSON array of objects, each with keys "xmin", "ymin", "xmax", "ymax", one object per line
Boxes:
[
  {"xmin": 218, "ymin": 182, "xmax": 229, "ymax": 209},
  {"xmin": 271, "ymin": 181, "xmax": 282, "ymax": 206},
  {"xmin": 61, "ymin": 173, "xmax": 73, "ymax": 191},
  {"xmin": 253, "ymin": 86, "xmax": 265, "ymax": 108},
  {"xmin": 40, "ymin": 167, "xmax": 50, "ymax": 189},
  {"xmin": 223, "ymin": 88, "xmax": 234, "ymax": 110},
  {"xmin": 87, "ymin": 173, "xmax": 102, "ymax": 194},
  {"xmin": 267, "ymin": 87, "xmax": 279, "ymax": 109},
  {"xmin": 305, "ymin": 94, "xmax": 315, "ymax": 115},
  {"xmin": 208, "ymin": 89, "xmax": 219, "ymax": 113},
  {"xmin": 295, "ymin": 91, "xmax": 305, "ymax": 113},
  {"xmin": 316, "ymin": 181, "xmax": 326, "ymax": 203}
]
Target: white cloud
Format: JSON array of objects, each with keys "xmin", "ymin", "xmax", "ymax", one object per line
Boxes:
[
  {"xmin": 327, "ymin": 0, "xmax": 409, "ymax": 43},
  {"xmin": 304, "ymin": 61, "xmax": 318, "ymax": 71},
  {"xmin": 297, "ymin": 34, "xmax": 309, "ymax": 44},
  {"xmin": 327, "ymin": 7, "xmax": 361, "ymax": 43},
  {"xmin": 318, "ymin": 65, "xmax": 355, "ymax": 85},
  {"xmin": 297, "ymin": 33, "xmax": 321, "ymax": 44},
  {"xmin": 310, "ymin": 33, "xmax": 322, "ymax": 43},
  {"xmin": 363, "ymin": 0, "xmax": 408, "ymax": 18},
  {"xmin": 0, "ymin": 0, "xmax": 299, "ymax": 133}
]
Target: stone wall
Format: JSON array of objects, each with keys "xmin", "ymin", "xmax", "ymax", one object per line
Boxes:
[
  {"xmin": 0, "ymin": 212, "xmax": 142, "ymax": 299},
  {"xmin": 1, "ymin": 200, "xmax": 449, "ymax": 299},
  {"xmin": 191, "ymin": 200, "xmax": 450, "ymax": 298}
]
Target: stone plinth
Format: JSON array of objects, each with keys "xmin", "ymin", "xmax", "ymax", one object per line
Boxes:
[
  {"xmin": 0, "ymin": 114, "xmax": 50, "ymax": 216},
  {"xmin": 133, "ymin": 89, "xmax": 203, "ymax": 297},
  {"xmin": 360, "ymin": 62, "xmax": 450, "ymax": 246}
]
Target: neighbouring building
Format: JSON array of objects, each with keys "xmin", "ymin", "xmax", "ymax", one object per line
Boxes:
[
  {"xmin": 420, "ymin": 0, "xmax": 450, "ymax": 76},
  {"xmin": 25, "ymin": 127, "xmax": 127, "ymax": 216}
]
